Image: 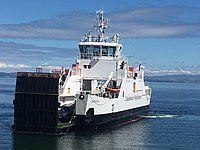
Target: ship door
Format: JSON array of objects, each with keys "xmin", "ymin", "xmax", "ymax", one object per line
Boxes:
[{"xmin": 83, "ymin": 79, "xmax": 92, "ymax": 92}]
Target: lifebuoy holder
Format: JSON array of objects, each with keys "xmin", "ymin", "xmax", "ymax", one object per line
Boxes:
[{"xmin": 79, "ymin": 94, "xmax": 85, "ymax": 100}]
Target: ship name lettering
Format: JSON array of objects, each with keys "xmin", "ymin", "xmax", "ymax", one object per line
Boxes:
[
  {"xmin": 125, "ymin": 95, "xmax": 141, "ymax": 101},
  {"xmin": 91, "ymin": 100, "xmax": 99, "ymax": 103}
]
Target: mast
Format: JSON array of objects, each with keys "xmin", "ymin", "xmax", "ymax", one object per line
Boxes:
[{"xmin": 95, "ymin": 10, "xmax": 108, "ymax": 42}]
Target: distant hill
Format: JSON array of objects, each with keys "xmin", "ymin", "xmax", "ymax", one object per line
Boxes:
[
  {"xmin": 145, "ymin": 75, "xmax": 200, "ymax": 83},
  {"xmin": 0, "ymin": 72, "xmax": 200, "ymax": 83},
  {"xmin": 0, "ymin": 72, "xmax": 16, "ymax": 78}
]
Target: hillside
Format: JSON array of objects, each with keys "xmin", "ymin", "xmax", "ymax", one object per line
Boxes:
[
  {"xmin": 0, "ymin": 72, "xmax": 16, "ymax": 78},
  {"xmin": 0, "ymin": 72, "xmax": 200, "ymax": 83},
  {"xmin": 145, "ymin": 75, "xmax": 200, "ymax": 83}
]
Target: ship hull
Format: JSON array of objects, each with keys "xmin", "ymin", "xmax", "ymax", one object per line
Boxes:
[{"xmin": 75, "ymin": 105, "xmax": 149, "ymax": 130}]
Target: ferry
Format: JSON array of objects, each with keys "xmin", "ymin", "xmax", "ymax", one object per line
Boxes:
[
  {"xmin": 58, "ymin": 10, "xmax": 152, "ymax": 130},
  {"xmin": 13, "ymin": 10, "xmax": 152, "ymax": 133}
]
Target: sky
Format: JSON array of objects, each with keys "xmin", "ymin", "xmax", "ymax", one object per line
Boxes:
[{"xmin": 0, "ymin": 0, "xmax": 200, "ymax": 75}]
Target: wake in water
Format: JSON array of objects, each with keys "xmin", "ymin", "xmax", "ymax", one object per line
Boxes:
[{"xmin": 141, "ymin": 112, "xmax": 178, "ymax": 119}]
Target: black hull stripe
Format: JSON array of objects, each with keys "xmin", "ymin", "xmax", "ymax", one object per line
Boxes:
[
  {"xmin": 111, "ymin": 117, "xmax": 144, "ymax": 128},
  {"xmin": 75, "ymin": 105, "xmax": 149, "ymax": 129}
]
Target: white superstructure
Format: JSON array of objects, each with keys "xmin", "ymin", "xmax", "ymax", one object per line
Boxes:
[{"xmin": 58, "ymin": 10, "xmax": 151, "ymax": 129}]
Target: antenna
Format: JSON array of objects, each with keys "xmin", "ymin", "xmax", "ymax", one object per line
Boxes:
[
  {"xmin": 95, "ymin": 10, "xmax": 109, "ymax": 42},
  {"xmin": 131, "ymin": 24, "xmax": 136, "ymax": 66},
  {"xmin": 125, "ymin": 25, "xmax": 136, "ymax": 65}
]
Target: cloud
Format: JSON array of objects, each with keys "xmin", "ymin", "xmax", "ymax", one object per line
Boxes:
[
  {"xmin": 45, "ymin": 65, "xmax": 63, "ymax": 70},
  {"xmin": 109, "ymin": 6, "xmax": 200, "ymax": 38},
  {"xmin": 0, "ymin": 11, "xmax": 93, "ymax": 40},
  {"xmin": 0, "ymin": 41, "xmax": 78, "ymax": 66},
  {"xmin": 0, "ymin": 62, "xmax": 30, "ymax": 69},
  {"xmin": 0, "ymin": 6, "xmax": 200, "ymax": 40},
  {"xmin": 0, "ymin": 62, "xmax": 62, "ymax": 73},
  {"xmin": 145, "ymin": 65, "xmax": 200, "ymax": 76}
]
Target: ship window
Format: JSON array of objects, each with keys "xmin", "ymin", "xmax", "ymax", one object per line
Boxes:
[
  {"xmin": 83, "ymin": 65, "xmax": 91, "ymax": 69},
  {"xmin": 79, "ymin": 45, "xmax": 88, "ymax": 53},
  {"xmin": 80, "ymin": 45, "xmax": 92, "ymax": 59},
  {"xmin": 108, "ymin": 47, "xmax": 116, "ymax": 56},
  {"xmin": 93, "ymin": 46, "xmax": 100, "ymax": 56},
  {"xmin": 102, "ymin": 46, "xmax": 108, "ymax": 56},
  {"xmin": 80, "ymin": 45, "xmax": 115, "ymax": 58},
  {"xmin": 79, "ymin": 45, "xmax": 87, "ymax": 59},
  {"xmin": 86, "ymin": 46, "xmax": 93, "ymax": 55},
  {"xmin": 83, "ymin": 79, "xmax": 91, "ymax": 91},
  {"xmin": 83, "ymin": 65, "xmax": 87, "ymax": 69},
  {"xmin": 80, "ymin": 45, "xmax": 101, "ymax": 58}
]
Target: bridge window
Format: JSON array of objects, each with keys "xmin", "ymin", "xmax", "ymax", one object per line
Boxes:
[
  {"xmin": 93, "ymin": 46, "xmax": 100, "ymax": 56},
  {"xmin": 102, "ymin": 46, "xmax": 108, "ymax": 56},
  {"xmin": 108, "ymin": 47, "xmax": 116, "ymax": 57},
  {"xmin": 80, "ymin": 45, "xmax": 100, "ymax": 58},
  {"xmin": 102, "ymin": 46, "xmax": 116, "ymax": 57},
  {"xmin": 79, "ymin": 45, "xmax": 116, "ymax": 58}
]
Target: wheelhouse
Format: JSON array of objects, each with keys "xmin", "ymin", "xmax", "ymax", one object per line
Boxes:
[{"xmin": 78, "ymin": 43, "xmax": 122, "ymax": 59}]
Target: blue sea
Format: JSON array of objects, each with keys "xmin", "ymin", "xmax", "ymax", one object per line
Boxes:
[{"xmin": 0, "ymin": 77, "xmax": 200, "ymax": 150}]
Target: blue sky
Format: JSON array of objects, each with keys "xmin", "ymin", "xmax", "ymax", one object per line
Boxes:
[{"xmin": 0, "ymin": 0, "xmax": 200, "ymax": 75}]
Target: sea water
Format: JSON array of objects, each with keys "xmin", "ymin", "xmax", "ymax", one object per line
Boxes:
[{"xmin": 0, "ymin": 78, "xmax": 200, "ymax": 150}]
